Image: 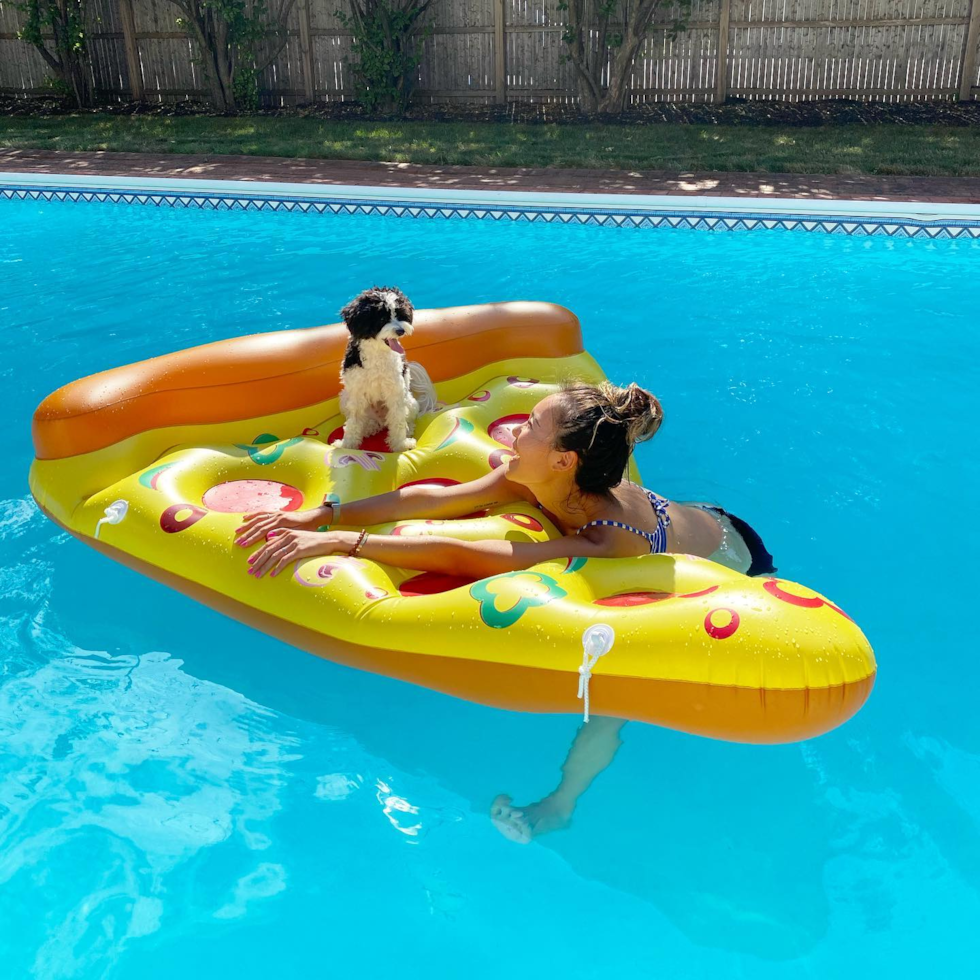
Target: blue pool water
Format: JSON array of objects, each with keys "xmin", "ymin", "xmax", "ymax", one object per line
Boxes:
[{"xmin": 2, "ymin": 193, "xmax": 979, "ymax": 979}]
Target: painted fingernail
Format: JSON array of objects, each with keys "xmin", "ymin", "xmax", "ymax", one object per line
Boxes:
[{"xmin": 247, "ymin": 554, "xmax": 256, "ymax": 564}]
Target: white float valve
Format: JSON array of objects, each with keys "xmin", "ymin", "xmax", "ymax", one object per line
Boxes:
[
  {"xmin": 94, "ymin": 499, "xmax": 129, "ymax": 539},
  {"xmin": 578, "ymin": 623, "xmax": 615, "ymax": 723}
]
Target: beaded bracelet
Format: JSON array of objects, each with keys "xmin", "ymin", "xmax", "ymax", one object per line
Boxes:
[{"xmin": 349, "ymin": 529, "xmax": 368, "ymax": 558}]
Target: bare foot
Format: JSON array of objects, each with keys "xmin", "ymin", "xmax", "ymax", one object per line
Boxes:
[{"xmin": 490, "ymin": 793, "xmax": 573, "ymax": 844}]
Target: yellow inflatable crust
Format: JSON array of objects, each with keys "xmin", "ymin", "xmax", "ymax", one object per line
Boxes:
[{"xmin": 30, "ymin": 302, "xmax": 876, "ymax": 743}]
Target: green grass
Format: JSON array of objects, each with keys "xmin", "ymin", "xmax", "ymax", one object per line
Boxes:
[{"xmin": 1, "ymin": 113, "xmax": 978, "ymax": 176}]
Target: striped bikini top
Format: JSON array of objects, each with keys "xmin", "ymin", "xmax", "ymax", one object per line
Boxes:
[{"xmin": 574, "ymin": 488, "xmax": 672, "ymax": 554}]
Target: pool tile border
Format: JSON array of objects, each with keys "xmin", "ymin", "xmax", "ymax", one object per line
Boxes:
[{"xmin": 4, "ymin": 181, "xmax": 980, "ymax": 239}]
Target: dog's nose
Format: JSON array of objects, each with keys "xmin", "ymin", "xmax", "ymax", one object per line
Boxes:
[{"xmin": 395, "ymin": 327, "xmax": 406, "ymax": 336}]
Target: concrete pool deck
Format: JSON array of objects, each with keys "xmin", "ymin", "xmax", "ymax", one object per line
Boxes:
[{"xmin": 2, "ymin": 147, "xmax": 979, "ymax": 204}]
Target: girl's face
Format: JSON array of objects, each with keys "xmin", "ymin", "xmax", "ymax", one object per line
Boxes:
[{"xmin": 507, "ymin": 394, "xmax": 575, "ymax": 487}]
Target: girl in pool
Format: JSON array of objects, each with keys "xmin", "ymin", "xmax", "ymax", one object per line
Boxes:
[
  {"xmin": 235, "ymin": 380, "xmax": 775, "ymax": 579},
  {"xmin": 236, "ymin": 379, "xmax": 776, "ymax": 843}
]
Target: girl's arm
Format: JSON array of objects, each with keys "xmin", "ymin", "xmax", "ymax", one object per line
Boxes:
[
  {"xmin": 236, "ymin": 466, "xmax": 528, "ymax": 547},
  {"xmin": 247, "ymin": 525, "xmax": 614, "ymax": 579}
]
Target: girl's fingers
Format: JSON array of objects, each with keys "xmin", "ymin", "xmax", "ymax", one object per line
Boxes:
[
  {"xmin": 236, "ymin": 516, "xmax": 266, "ymax": 540},
  {"xmin": 237, "ymin": 517, "xmax": 278, "ymax": 546},
  {"xmin": 248, "ymin": 544, "xmax": 273, "ymax": 577},
  {"xmin": 252, "ymin": 542, "xmax": 289, "ymax": 578},
  {"xmin": 271, "ymin": 549, "xmax": 295, "ymax": 577}
]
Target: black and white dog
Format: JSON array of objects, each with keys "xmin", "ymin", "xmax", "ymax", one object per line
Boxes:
[{"xmin": 333, "ymin": 286, "xmax": 436, "ymax": 453}]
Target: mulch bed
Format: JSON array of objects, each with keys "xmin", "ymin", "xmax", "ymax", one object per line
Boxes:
[{"xmin": 3, "ymin": 93, "xmax": 980, "ymax": 126}]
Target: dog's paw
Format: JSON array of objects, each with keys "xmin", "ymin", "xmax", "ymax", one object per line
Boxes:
[{"xmin": 388, "ymin": 438, "xmax": 417, "ymax": 453}]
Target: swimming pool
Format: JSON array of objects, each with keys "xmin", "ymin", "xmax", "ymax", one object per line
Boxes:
[{"xmin": 2, "ymin": 176, "xmax": 979, "ymax": 979}]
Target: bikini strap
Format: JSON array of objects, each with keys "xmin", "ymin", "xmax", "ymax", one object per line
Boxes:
[
  {"xmin": 576, "ymin": 519, "xmax": 664, "ymax": 554},
  {"xmin": 646, "ymin": 489, "xmax": 672, "ymax": 527}
]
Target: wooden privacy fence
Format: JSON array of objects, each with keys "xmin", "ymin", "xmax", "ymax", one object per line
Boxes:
[{"xmin": 2, "ymin": 0, "xmax": 980, "ymax": 104}]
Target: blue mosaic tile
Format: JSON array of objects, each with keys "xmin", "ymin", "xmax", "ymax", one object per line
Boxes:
[{"xmin": 2, "ymin": 183, "xmax": 979, "ymax": 239}]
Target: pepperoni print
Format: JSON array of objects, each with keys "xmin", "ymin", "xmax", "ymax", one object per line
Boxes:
[
  {"xmin": 501, "ymin": 513, "xmax": 544, "ymax": 532},
  {"xmin": 326, "ymin": 426, "xmax": 393, "ymax": 454},
  {"xmin": 399, "ymin": 478, "xmax": 460, "ymax": 490},
  {"xmin": 704, "ymin": 607, "xmax": 740, "ymax": 639},
  {"xmin": 160, "ymin": 503, "xmax": 207, "ymax": 534},
  {"xmin": 488, "ymin": 448, "xmax": 517, "ymax": 470},
  {"xmin": 593, "ymin": 585, "xmax": 719, "ymax": 607},
  {"xmin": 202, "ymin": 480, "xmax": 303, "ymax": 514},
  {"xmin": 764, "ymin": 578, "xmax": 853, "ymax": 621},
  {"xmin": 487, "ymin": 414, "xmax": 529, "ymax": 449},
  {"xmin": 399, "ymin": 572, "xmax": 479, "ymax": 597}
]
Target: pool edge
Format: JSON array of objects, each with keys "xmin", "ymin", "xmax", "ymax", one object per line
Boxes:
[{"xmin": 3, "ymin": 169, "xmax": 980, "ymax": 236}]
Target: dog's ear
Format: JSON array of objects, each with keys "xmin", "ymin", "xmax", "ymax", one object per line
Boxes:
[
  {"xmin": 398, "ymin": 292, "xmax": 414, "ymax": 324},
  {"xmin": 340, "ymin": 292, "xmax": 377, "ymax": 335},
  {"xmin": 340, "ymin": 295, "xmax": 364, "ymax": 326}
]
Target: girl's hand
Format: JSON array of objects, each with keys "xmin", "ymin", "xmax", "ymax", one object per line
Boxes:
[
  {"xmin": 235, "ymin": 505, "xmax": 332, "ymax": 548},
  {"xmin": 247, "ymin": 529, "xmax": 351, "ymax": 579}
]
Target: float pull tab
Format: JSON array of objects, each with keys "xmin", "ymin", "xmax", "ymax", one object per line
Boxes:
[
  {"xmin": 578, "ymin": 624, "xmax": 615, "ymax": 723},
  {"xmin": 94, "ymin": 499, "xmax": 129, "ymax": 539}
]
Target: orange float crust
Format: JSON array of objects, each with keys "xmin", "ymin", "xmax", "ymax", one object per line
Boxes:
[
  {"xmin": 44, "ymin": 506, "xmax": 875, "ymax": 744},
  {"xmin": 33, "ymin": 303, "xmax": 583, "ymax": 460}
]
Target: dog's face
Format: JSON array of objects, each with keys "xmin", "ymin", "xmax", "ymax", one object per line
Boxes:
[{"xmin": 340, "ymin": 287, "xmax": 415, "ymax": 354}]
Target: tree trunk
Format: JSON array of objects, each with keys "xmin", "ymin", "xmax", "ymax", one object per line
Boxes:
[
  {"xmin": 577, "ymin": 80, "xmax": 599, "ymax": 113},
  {"xmin": 182, "ymin": 6, "xmax": 235, "ymax": 112},
  {"xmin": 65, "ymin": 56, "xmax": 93, "ymax": 108},
  {"xmin": 566, "ymin": 1, "xmax": 665, "ymax": 115},
  {"xmin": 201, "ymin": 42, "xmax": 231, "ymax": 110},
  {"xmin": 41, "ymin": 4, "xmax": 94, "ymax": 107},
  {"xmin": 598, "ymin": 34, "xmax": 645, "ymax": 113}
]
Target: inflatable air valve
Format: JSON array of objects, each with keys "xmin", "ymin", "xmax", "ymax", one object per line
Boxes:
[
  {"xmin": 578, "ymin": 624, "xmax": 616, "ymax": 723},
  {"xmin": 94, "ymin": 499, "xmax": 129, "ymax": 539}
]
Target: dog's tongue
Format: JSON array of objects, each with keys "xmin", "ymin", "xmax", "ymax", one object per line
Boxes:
[{"xmin": 386, "ymin": 337, "xmax": 406, "ymax": 355}]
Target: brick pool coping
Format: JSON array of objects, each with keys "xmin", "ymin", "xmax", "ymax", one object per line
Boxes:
[{"xmin": 2, "ymin": 147, "xmax": 979, "ymax": 203}]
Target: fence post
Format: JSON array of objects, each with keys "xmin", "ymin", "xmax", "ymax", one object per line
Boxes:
[
  {"xmin": 715, "ymin": 0, "xmax": 731, "ymax": 103},
  {"xmin": 118, "ymin": 0, "xmax": 144, "ymax": 102},
  {"xmin": 298, "ymin": 0, "xmax": 316, "ymax": 102},
  {"xmin": 495, "ymin": 0, "xmax": 507, "ymax": 104},
  {"xmin": 960, "ymin": 0, "xmax": 980, "ymax": 101}
]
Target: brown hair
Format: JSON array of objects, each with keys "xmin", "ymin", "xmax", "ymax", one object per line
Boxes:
[{"xmin": 553, "ymin": 380, "xmax": 664, "ymax": 496}]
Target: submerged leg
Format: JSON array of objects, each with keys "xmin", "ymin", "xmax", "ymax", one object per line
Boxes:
[{"xmin": 491, "ymin": 716, "xmax": 626, "ymax": 843}]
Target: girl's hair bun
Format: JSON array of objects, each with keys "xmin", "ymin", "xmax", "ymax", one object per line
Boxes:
[{"xmin": 599, "ymin": 381, "xmax": 664, "ymax": 446}]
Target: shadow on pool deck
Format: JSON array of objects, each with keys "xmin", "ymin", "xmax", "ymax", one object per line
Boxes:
[{"xmin": 2, "ymin": 148, "xmax": 979, "ymax": 203}]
